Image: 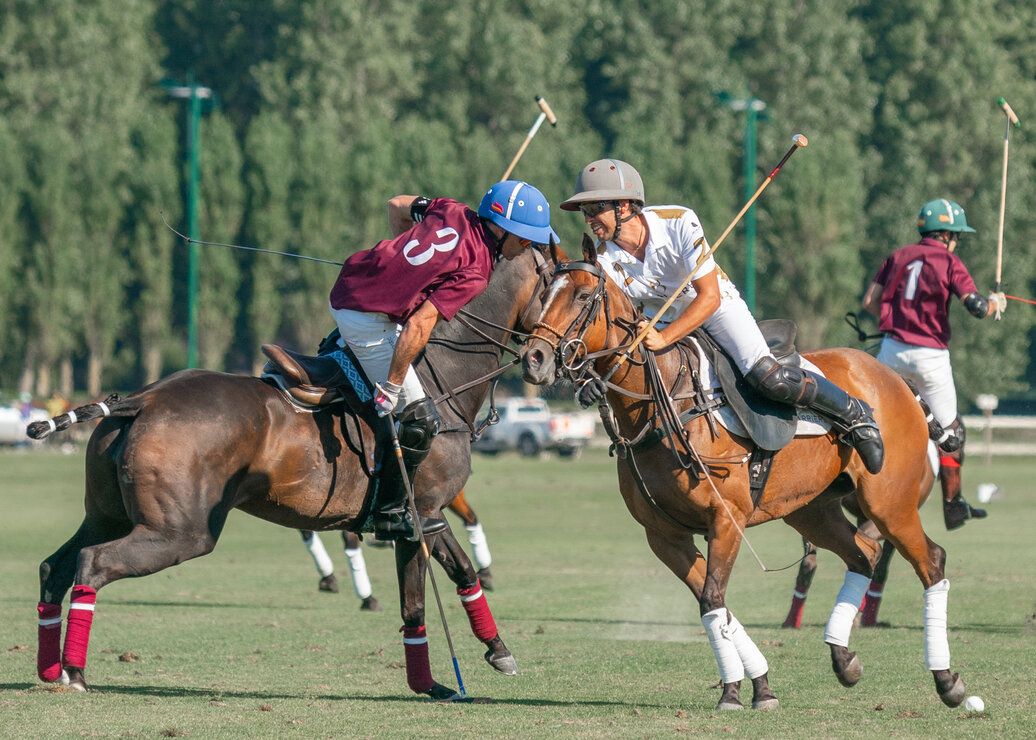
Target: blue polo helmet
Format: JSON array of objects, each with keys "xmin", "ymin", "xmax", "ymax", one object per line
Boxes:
[{"xmin": 478, "ymin": 180, "xmax": 559, "ymax": 245}]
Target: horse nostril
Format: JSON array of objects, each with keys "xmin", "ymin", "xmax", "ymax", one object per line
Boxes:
[{"xmin": 528, "ymin": 348, "xmax": 544, "ymax": 367}]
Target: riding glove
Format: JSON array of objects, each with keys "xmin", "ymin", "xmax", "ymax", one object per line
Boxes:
[
  {"xmin": 374, "ymin": 381, "xmax": 403, "ymax": 417},
  {"xmin": 990, "ymin": 291, "xmax": 1007, "ymax": 320},
  {"xmin": 575, "ymin": 377, "xmax": 607, "ymax": 409}
]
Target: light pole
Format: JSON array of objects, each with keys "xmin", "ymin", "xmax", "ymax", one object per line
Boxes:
[
  {"xmin": 163, "ymin": 71, "xmax": 213, "ymax": 368},
  {"xmin": 718, "ymin": 93, "xmax": 767, "ymax": 312}
]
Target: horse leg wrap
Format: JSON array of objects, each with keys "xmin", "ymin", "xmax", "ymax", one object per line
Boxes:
[
  {"xmin": 37, "ymin": 602, "xmax": 63, "ymax": 682},
  {"xmin": 301, "ymin": 531, "xmax": 335, "ymax": 578},
  {"xmin": 859, "ymin": 583, "xmax": 884, "ymax": 626},
  {"xmin": 923, "ymin": 579, "xmax": 951, "ymax": 671},
  {"xmin": 783, "ymin": 590, "xmax": 807, "ymax": 629},
  {"xmin": 62, "ymin": 585, "xmax": 96, "ymax": 669},
  {"xmin": 344, "ymin": 547, "xmax": 372, "ymax": 599},
  {"xmin": 724, "ymin": 613, "xmax": 769, "ymax": 679},
  {"xmin": 824, "ymin": 571, "xmax": 869, "ymax": 647},
  {"xmin": 458, "ymin": 581, "xmax": 497, "ymax": 641},
  {"xmin": 464, "ymin": 523, "xmax": 492, "ymax": 570},
  {"xmin": 401, "ymin": 625, "xmax": 435, "ymax": 693},
  {"xmin": 702, "ymin": 608, "xmax": 745, "ymax": 684}
]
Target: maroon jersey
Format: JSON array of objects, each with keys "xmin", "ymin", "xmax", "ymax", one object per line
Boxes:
[
  {"xmin": 330, "ymin": 198, "xmax": 495, "ymax": 324},
  {"xmin": 872, "ymin": 236, "xmax": 978, "ymax": 349}
]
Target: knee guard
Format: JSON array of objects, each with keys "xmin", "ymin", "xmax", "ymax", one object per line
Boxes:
[
  {"xmin": 942, "ymin": 416, "xmax": 965, "ymax": 464},
  {"xmin": 398, "ymin": 398, "xmax": 442, "ymax": 467},
  {"xmin": 746, "ymin": 356, "xmax": 815, "ymax": 405}
]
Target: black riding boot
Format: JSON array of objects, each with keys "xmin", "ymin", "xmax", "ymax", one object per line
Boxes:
[
  {"xmin": 939, "ymin": 463, "xmax": 987, "ymax": 530},
  {"xmin": 747, "ymin": 357, "xmax": 885, "ymax": 474},
  {"xmin": 370, "ymin": 399, "xmax": 446, "ymax": 541}
]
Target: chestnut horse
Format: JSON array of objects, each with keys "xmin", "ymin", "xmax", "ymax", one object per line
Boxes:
[
  {"xmin": 520, "ymin": 238, "xmax": 966, "ymax": 711},
  {"xmin": 31, "ymin": 246, "xmax": 553, "ymax": 700}
]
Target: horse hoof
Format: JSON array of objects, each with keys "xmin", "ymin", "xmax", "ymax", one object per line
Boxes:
[
  {"xmin": 425, "ymin": 682, "xmax": 461, "ymax": 701},
  {"xmin": 716, "ymin": 701, "xmax": 744, "ymax": 711},
  {"xmin": 360, "ymin": 596, "xmax": 382, "ymax": 611},
  {"xmin": 484, "ymin": 649, "xmax": 518, "ymax": 676},
  {"xmin": 835, "ymin": 652, "xmax": 863, "ymax": 687},
  {"xmin": 477, "ymin": 568, "xmax": 494, "ymax": 591},
  {"xmin": 752, "ymin": 697, "xmax": 780, "ymax": 711},
  {"xmin": 937, "ymin": 673, "xmax": 966, "ymax": 707},
  {"xmin": 62, "ymin": 668, "xmax": 88, "ymax": 692},
  {"xmin": 318, "ymin": 574, "xmax": 339, "ymax": 593}
]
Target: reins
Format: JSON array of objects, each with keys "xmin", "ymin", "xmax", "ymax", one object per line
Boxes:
[
  {"xmin": 535, "ymin": 258, "xmax": 808, "ymax": 574},
  {"xmin": 425, "ymin": 247, "xmax": 555, "ymax": 440}
]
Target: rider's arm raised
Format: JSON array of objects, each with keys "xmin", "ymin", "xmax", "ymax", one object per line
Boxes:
[{"xmin": 387, "ymin": 195, "xmax": 420, "ymax": 237}]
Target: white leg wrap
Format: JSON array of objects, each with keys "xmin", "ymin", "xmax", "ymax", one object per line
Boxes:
[
  {"xmin": 465, "ymin": 523, "xmax": 492, "ymax": 570},
  {"xmin": 726, "ymin": 613, "xmax": 769, "ymax": 679},
  {"xmin": 345, "ymin": 547, "xmax": 373, "ymax": 599},
  {"xmin": 923, "ymin": 579, "xmax": 951, "ymax": 671},
  {"xmin": 702, "ymin": 608, "xmax": 745, "ymax": 684},
  {"xmin": 303, "ymin": 533, "xmax": 335, "ymax": 578},
  {"xmin": 824, "ymin": 571, "xmax": 870, "ymax": 647}
]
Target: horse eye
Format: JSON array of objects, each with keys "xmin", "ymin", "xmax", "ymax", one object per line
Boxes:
[{"xmin": 576, "ymin": 289, "xmax": 592, "ymax": 303}]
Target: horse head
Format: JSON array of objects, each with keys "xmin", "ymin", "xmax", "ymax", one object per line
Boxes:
[{"xmin": 522, "ymin": 233, "xmax": 635, "ymax": 386}]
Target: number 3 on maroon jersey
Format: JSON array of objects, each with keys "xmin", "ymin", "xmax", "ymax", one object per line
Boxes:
[{"xmin": 403, "ymin": 227, "xmax": 460, "ymax": 266}]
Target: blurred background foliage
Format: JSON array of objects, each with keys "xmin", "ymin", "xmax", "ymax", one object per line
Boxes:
[{"xmin": 1, "ymin": 0, "xmax": 1034, "ymax": 410}]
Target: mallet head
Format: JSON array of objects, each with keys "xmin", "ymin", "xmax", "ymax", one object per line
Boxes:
[
  {"xmin": 793, "ymin": 133, "xmax": 808, "ymax": 148},
  {"xmin": 997, "ymin": 97, "xmax": 1021, "ymax": 127},
  {"xmin": 536, "ymin": 95, "xmax": 558, "ymax": 127}
]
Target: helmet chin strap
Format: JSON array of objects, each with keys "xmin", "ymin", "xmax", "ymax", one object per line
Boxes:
[
  {"xmin": 611, "ymin": 202, "xmax": 637, "ymax": 242},
  {"xmin": 480, "ymin": 217, "xmax": 508, "ymax": 261}
]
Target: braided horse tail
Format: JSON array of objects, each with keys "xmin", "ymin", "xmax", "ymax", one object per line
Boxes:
[
  {"xmin": 26, "ymin": 393, "xmax": 130, "ymax": 440},
  {"xmin": 901, "ymin": 378, "xmax": 960, "ymax": 453}
]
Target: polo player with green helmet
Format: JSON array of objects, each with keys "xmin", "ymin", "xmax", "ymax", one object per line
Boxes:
[{"xmin": 862, "ymin": 198, "xmax": 1004, "ymax": 530}]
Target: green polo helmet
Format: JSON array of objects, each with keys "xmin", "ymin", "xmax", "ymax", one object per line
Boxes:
[
  {"xmin": 560, "ymin": 159, "xmax": 645, "ymax": 211},
  {"xmin": 917, "ymin": 199, "xmax": 976, "ymax": 234}
]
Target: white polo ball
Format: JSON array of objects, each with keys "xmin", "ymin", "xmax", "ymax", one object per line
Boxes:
[{"xmin": 963, "ymin": 695, "xmax": 985, "ymax": 712}]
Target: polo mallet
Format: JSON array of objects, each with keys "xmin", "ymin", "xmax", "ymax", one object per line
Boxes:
[
  {"xmin": 994, "ymin": 97, "xmax": 1021, "ymax": 319},
  {"xmin": 500, "ymin": 95, "xmax": 557, "ymax": 181},
  {"xmin": 606, "ymin": 134, "xmax": 809, "ymax": 376},
  {"xmin": 387, "ymin": 421, "xmax": 467, "ymax": 699}
]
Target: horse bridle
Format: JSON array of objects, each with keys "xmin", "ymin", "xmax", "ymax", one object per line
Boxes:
[
  {"xmin": 531, "ymin": 260, "xmax": 616, "ymax": 377},
  {"xmin": 426, "ymin": 246, "xmax": 555, "ymax": 434}
]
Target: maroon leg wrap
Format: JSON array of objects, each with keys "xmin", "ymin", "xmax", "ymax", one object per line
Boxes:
[
  {"xmin": 37, "ymin": 602, "xmax": 63, "ymax": 681},
  {"xmin": 782, "ymin": 593, "xmax": 806, "ymax": 629},
  {"xmin": 859, "ymin": 583, "xmax": 884, "ymax": 627},
  {"xmin": 62, "ymin": 585, "xmax": 96, "ymax": 669},
  {"xmin": 458, "ymin": 580, "xmax": 497, "ymax": 641},
  {"xmin": 401, "ymin": 625, "xmax": 434, "ymax": 693}
]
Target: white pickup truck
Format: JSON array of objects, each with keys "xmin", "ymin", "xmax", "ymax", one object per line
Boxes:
[{"xmin": 473, "ymin": 397, "xmax": 596, "ymax": 459}]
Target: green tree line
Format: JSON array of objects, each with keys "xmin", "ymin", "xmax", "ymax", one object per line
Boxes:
[{"xmin": 2, "ymin": 0, "xmax": 1034, "ymax": 411}]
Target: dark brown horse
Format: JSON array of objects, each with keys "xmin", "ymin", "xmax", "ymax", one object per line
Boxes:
[
  {"xmin": 31, "ymin": 246, "xmax": 553, "ymax": 699},
  {"xmin": 520, "ymin": 238, "xmax": 966, "ymax": 711}
]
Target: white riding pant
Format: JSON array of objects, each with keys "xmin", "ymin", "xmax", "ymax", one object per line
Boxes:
[
  {"xmin": 700, "ymin": 295, "xmax": 773, "ymax": 375},
  {"xmin": 329, "ymin": 305, "xmax": 426, "ymax": 413},
  {"xmin": 876, "ymin": 337, "xmax": 956, "ymax": 427}
]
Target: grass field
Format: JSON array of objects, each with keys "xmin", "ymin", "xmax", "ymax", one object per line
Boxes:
[{"xmin": 0, "ymin": 445, "xmax": 1033, "ymax": 738}]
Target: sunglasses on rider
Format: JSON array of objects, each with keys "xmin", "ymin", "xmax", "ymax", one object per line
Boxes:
[{"xmin": 579, "ymin": 201, "xmax": 614, "ymax": 218}]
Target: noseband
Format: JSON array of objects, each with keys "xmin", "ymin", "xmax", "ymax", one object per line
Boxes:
[{"xmin": 532, "ymin": 261, "xmax": 611, "ymax": 374}]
